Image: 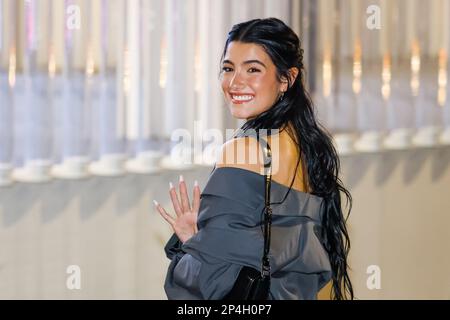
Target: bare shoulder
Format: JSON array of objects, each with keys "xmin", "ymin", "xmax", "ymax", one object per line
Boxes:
[
  {"xmin": 215, "ymin": 136, "xmax": 266, "ymax": 175},
  {"xmin": 215, "ymin": 130, "xmax": 309, "ymax": 192}
]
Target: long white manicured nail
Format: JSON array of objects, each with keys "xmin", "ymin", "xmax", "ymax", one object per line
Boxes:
[
  {"xmin": 153, "ymin": 200, "xmax": 159, "ymax": 207},
  {"xmin": 169, "ymin": 182, "xmax": 174, "ymax": 189},
  {"xmin": 194, "ymin": 180, "xmax": 199, "ymax": 187},
  {"xmin": 179, "ymin": 175, "xmax": 184, "ymax": 182}
]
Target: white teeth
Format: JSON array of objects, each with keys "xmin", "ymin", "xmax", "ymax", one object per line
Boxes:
[{"xmin": 232, "ymin": 95, "xmax": 253, "ymax": 101}]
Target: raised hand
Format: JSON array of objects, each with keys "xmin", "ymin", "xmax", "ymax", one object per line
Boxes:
[{"xmin": 153, "ymin": 175, "xmax": 201, "ymax": 243}]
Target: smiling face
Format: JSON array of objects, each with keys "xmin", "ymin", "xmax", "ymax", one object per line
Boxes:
[{"xmin": 221, "ymin": 42, "xmax": 286, "ymax": 121}]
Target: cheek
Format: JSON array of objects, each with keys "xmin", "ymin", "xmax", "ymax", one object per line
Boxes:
[
  {"xmin": 221, "ymin": 76, "xmax": 230, "ymax": 92},
  {"xmin": 252, "ymin": 76, "xmax": 279, "ymax": 99}
]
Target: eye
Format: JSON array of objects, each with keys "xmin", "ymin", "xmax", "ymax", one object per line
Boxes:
[
  {"xmin": 222, "ymin": 66, "xmax": 233, "ymax": 72},
  {"xmin": 248, "ymin": 68, "xmax": 260, "ymax": 73}
]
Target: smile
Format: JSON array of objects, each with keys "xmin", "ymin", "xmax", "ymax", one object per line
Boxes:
[{"xmin": 230, "ymin": 94, "xmax": 255, "ymax": 104}]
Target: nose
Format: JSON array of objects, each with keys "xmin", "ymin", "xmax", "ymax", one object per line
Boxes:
[{"xmin": 229, "ymin": 70, "xmax": 245, "ymax": 90}]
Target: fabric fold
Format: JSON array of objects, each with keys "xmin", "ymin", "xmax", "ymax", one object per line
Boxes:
[{"xmin": 164, "ymin": 165, "xmax": 332, "ymax": 300}]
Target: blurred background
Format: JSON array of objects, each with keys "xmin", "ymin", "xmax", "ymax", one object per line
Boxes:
[{"xmin": 0, "ymin": 0, "xmax": 449, "ymax": 299}]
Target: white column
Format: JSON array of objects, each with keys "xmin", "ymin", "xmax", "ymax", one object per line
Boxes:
[
  {"xmin": 207, "ymin": 0, "xmax": 228, "ymax": 133},
  {"xmin": 88, "ymin": 0, "xmax": 127, "ymax": 176},
  {"xmin": 125, "ymin": 0, "xmax": 140, "ymax": 142},
  {"xmin": 115, "ymin": 0, "xmax": 126, "ymax": 143},
  {"xmin": 383, "ymin": 0, "xmax": 413, "ymax": 150},
  {"xmin": 164, "ymin": 0, "xmax": 196, "ymax": 137},
  {"xmin": 146, "ymin": 0, "xmax": 164, "ymax": 141},
  {"xmin": 411, "ymin": 0, "xmax": 440, "ymax": 147},
  {"xmin": 141, "ymin": 0, "xmax": 152, "ymax": 142},
  {"xmin": 160, "ymin": 0, "xmax": 197, "ymax": 169},
  {"xmin": 124, "ymin": 0, "xmax": 164, "ymax": 174},
  {"xmin": 12, "ymin": 0, "xmax": 54, "ymax": 183},
  {"xmin": 0, "ymin": 0, "xmax": 13, "ymax": 186},
  {"xmin": 331, "ymin": 0, "xmax": 358, "ymax": 155}
]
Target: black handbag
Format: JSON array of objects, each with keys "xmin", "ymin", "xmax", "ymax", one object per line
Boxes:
[{"xmin": 223, "ymin": 136, "xmax": 273, "ymax": 300}]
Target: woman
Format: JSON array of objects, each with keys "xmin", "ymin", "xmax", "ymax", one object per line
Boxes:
[{"xmin": 153, "ymin": 18, "xmax": 353, "ymax": 300}]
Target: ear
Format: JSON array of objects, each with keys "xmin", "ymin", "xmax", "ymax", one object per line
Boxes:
[{"xmin": 280, "ymin": 67, "xmax": 299, "ymax": 92}]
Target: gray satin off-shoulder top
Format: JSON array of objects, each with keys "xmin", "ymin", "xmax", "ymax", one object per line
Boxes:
[{"xmin": 163, "ymin": 132, "xmax": 332, "ymax": 300}]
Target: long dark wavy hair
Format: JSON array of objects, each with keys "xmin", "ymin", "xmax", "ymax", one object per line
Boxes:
[{"xmin": 220, "ymin": 18, "xmax": 353, "ymax": 300}]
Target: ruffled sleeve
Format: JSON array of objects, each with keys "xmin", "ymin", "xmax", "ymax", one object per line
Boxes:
[{"xmin": 164, "ymin": 233, "xmax": 184, "ymax": 260}]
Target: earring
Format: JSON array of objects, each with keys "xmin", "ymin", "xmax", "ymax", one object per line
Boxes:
[{"xmin": 280, "ymin": 92, "xmax": 285, "ymax": 101}]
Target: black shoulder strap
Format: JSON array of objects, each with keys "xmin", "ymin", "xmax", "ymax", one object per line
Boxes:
[{"xmin": 256, "ymin": 134, "xmax": 272, "ymax": 278}]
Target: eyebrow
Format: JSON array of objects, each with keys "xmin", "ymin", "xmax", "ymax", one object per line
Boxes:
[{"xmin": 222, "ymin": 59, "xmax": 267, "ymax": 68}]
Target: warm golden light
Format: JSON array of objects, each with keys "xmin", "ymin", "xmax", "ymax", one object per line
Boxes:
[
  {"xmin": 8, "ymin": 47, "xmax": 16, "ymax": 88},
  {"xmin": 382, "ymin": 54, "xmax": 391, "ymax": 100},
  {"xmin": 438, "ymin": 48, "xmax": 447, "ymax": 107},
  {"xmin": 352, "ymin": 41, "xmax": 362, "ymax": 94},
  {"xmin": 48, "ymin": 45, "xmax": 56, "ymax": 78},
  {"xmin": 323, "ymin": 50, "xmax": 332, "ymax": 97},
  {"xmin": 410, "ymin": 39, "xmax": 420, "ymax": 97},
  {"xmin": 86, "ymin": 44, "xmax": 95, "ymax": 77}
]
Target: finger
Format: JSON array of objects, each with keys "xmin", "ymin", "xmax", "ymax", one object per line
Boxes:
[
  {"xmin": 178, "ymin": 175, "xmax": 191, "ymax": 213},
  {"xmin": 154, "ymin": 200, "xmax": 176, "ymax": 225},
  {"xmin": 192, "ymin": 180, "xmax": 201, "ymax": 214},
  {"xmin": 169, "ymin": 182, "xmax": 183, "ymax": 217}
]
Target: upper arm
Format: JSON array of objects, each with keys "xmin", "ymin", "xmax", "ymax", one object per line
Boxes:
[{"xmin": 215, "ymin": 136, "xmax": 266, "ymax": 175}]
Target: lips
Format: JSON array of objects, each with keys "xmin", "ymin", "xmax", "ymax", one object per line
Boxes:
[{"xmin": 229, "ymin": 92, "xmax": 255, "ymax": 104}]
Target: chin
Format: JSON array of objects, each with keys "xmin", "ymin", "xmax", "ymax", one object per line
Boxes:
[
  {"xmin": 228, "ymin": 108, "xmax": 246, "ymax": 119},
  {"xmin": 228, "ymin": 105, "xmax": 256, "ymax": 120},
  {"xmin": 231, "ymin": 113, "xmax": 247, "ymax": 120},
  {"xmin": 231, "ymin": 112, "xmax": 254, "ymax": 121}
]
